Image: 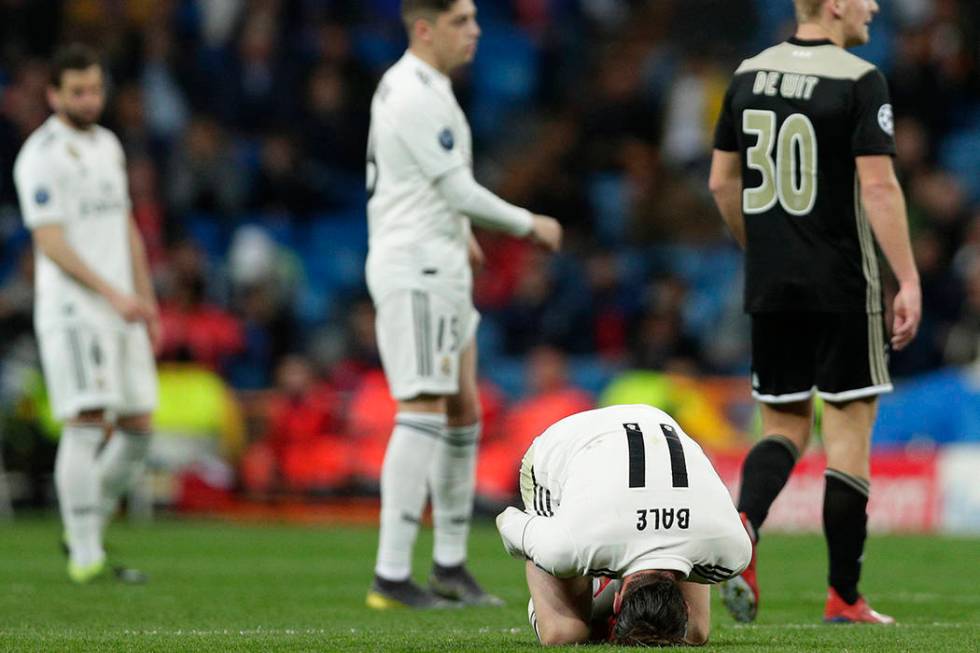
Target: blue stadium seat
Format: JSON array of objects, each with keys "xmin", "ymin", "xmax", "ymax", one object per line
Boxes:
[
  {"xmin": 940, "ymin": 129, "xmax": 980, "ymax": 204},
  {"xmin": 182, "ymin": 213, "xmax": 230, "ymax": 260},
  {"xmin": 300, "ymin": 212, "xmax": 369, "ymax": 299},
  {"xmin": 482, "ymin": 355, "xmax": 527, "ymax": 401},
  {"xmin": 470, "ymin": 22, "xmax": 538, "ymax": 139}
]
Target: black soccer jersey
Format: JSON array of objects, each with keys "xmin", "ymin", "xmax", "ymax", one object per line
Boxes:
[{"xmin": 714, "ymin": 37, "xmax": 896, "ymax": 314}]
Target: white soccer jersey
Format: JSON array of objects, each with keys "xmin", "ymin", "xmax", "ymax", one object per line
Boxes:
[
  {"xmin": 365, "ymin": 51, "xmax": 474, "ymax": 301},
  {"xmin": 14, "ymin": 116, "xmax": 134, "ymax": 332},
  {"xmin": 500, "ymin": 404, "xmax": 751, "ymax": 582}
]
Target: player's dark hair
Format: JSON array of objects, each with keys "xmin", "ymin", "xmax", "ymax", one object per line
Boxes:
[
  {"xmin": 613, "ymin": 575, "xmax": 688, "ymax": 647},
  {"xmin": 401, "ymin": 0, "xmax": 457, "ymax": 27},
  {"xmin": 49, "ymin": 43, "xmax": 101, "ymax": 88}
]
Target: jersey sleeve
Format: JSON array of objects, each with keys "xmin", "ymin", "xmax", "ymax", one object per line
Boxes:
[
  {"xmin": 108, "ymin": 130, "xmax": 134, "ymax": 212},
  {"xmin": 390, "ymin": 93, "xmax": 468, "ymax": 181},
  {"xmin": 713, "ymin": 81, "xmax": 739, "ymax": 152},
  {"xmin": 851, "ymin": 69, "xmax": 896, "ymax": 157},
  {"xmin": 14, "ymin": 149, "xmax": 67, "ymax": 228},
  {"xmin": 496, "ymin": 507, "xmax": 581, "ymax": 578}
]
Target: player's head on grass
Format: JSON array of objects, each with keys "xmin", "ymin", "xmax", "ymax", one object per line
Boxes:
[
  {"xmin": 794, "ymin": 0, "xmax": 880, "ymax": 48},
  {"xmin": 402, "ymin": 0, "xmax": 480, "ymax": 74},
  {"xmin": 48, "ymin": 43, "xmax": 105, "ymax": 130},
  {"xmin": 612, "ymin": 571, "xmax": 688, "ymax": 647}
]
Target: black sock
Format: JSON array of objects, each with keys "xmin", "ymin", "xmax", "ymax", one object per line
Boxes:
[
  {"xmin": 823, "ymin": 469, "xmax": 870, "ymax": 606},
  {"xmin": 737, "ymin": 436, "xmax": 799, "ymax": 539},
  {"xmin": 432, "ymin": 562, "xmax": 463, "ymax": 576}
]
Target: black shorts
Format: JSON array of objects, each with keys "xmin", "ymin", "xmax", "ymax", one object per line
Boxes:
[{"xmin": 750, "ymin": 312, "xmax": 892, "ymax": 403}]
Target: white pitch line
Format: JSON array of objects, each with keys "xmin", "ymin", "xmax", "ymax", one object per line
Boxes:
[{"xmin": 731, "ymin": 623, "xmax": 974, "ymax": 630}]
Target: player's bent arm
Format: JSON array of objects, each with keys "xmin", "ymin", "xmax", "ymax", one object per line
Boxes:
[
  {"xmin": 496, "ymin": 507, "xmax": 578, "ymax": 577},
  {"xmin": 435, "ymin": 167, "xmax": 534, "ymax": 236},
  {"xmin": 436, "ymin": 167, "xmax": 564, "ymax": 252},
  {"xmin": 708, "ymin": 149, "xmax": 746, "ymax": 249},
  {"xmin": 32, "ymin": 224, "xmax": 144, "ymax": 322},
  {"xmin": 678, "ymin": 581, "xmax": 710, "ymax": 646},
  {"xmin": 128, "ymin": 217, "xmax": 157, "ymax": 308},
  {"xmin": 128, "ymin": 216, "xmax": 162, "ymax": 347},
  {"xmin": 525, "ymin": 562, "xmax": 593, "ymax": 646},
  {"xmin": 856, "ymin": 155, "xmax": 922, "ymax": 349},
  {"xmin": 856, "ymin": 156, "xmax": 918, "ymax": 288}
]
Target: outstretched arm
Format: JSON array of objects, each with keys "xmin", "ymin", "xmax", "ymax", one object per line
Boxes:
[{"xmin": 435, "ymin": 168, "xmax": 562, "ymax": 252}]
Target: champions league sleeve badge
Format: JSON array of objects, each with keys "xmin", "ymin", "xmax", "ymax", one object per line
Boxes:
[
  {"xmin": 439, "ymin": 128, "xmax": 455, "ymax": 151},
  {"xmin": 877, "ymin": 104, "xmax": 894, "ymax": 136},
  {"xmin": 34, "ymin": 187, "xmax": 51, "ymax": 205}
]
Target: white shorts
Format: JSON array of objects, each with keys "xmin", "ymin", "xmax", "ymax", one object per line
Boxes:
[
  {"xmin": 373, "ymin": 288, "xmax": 479, "ymax": 400},
  {"xmin": 38, "ymin": 323, "xmax": 158, "ymax": 420}
]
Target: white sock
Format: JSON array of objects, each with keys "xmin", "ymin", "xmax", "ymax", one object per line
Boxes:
[
  {"xmin": 55, "ymin": 424, "xmax": 106, "ymax": 568},
  {"xmin": 430, "ymin": 422, "xmax": 480, "ymax": 568},
  {"xmin": 374, "ymin": 412, "xmax": 446, "ymax": 581},
  {"xmin": 96, "ymin": 429, "xmax": 152, "ymax": 533}
]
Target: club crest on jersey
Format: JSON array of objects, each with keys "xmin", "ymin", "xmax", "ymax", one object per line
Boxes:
[
  {"xmin": 438, "ymin": 128, "xmax": 455, "ymax": 151},
  {"xmin": 877, "ymin": 104, "xmax": 894, "ymax": 136},
  {"xmin": 34, "ymin": 187, "xmax": 50, "ymax": 205}
]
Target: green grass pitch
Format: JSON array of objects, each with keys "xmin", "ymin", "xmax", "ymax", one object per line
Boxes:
[{"xmin": 0, "ymin": 516, "xmax": 977, "ymax": 651}]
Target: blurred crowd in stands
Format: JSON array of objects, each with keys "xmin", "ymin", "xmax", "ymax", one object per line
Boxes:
[{"xmin": 0, "ymin": 0, "xmax": 978, "ymax": 507}]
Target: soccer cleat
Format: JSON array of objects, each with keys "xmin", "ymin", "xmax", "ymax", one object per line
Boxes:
[
  {"xmin": 366, "ymin": 576, "xmax": 456, "ymax": 610},
  {"xmin": 112, "ymin": 565, "xmax": 148, "ymax": 584},
  {"xmin": 429, "ymin": 564, "xmax": 505, "ymax": 607},
  {"xmin": 68, "ymin": 559, "xmax": 107, "ymax": 584},
  {"xmin": 823, "ymin": 588, "xmax": 896, "ymax": 625},
  {"xmin": 719, "ymin": 512, "xmax": 759, "ymax": 623},
  {"xmin": 61, "ymin": 536, "xmax": 146, "ymax": 584}
]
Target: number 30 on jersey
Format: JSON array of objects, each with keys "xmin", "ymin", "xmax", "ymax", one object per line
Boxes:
[{"xmin": 742, "ymin": 110, "xmax": 817, "ymax": 217}]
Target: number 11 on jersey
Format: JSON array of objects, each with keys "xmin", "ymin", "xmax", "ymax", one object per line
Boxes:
[{"xmin": 623, "ymin": 423, "xmax": 690, "ymax": 489}]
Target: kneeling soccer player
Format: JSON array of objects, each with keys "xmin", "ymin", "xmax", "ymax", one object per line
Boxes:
[{"xmin": 496, "ymin": 404, "xmax": 751, "ymax": 646}]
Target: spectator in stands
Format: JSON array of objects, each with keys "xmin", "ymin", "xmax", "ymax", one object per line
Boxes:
[
  {"xmin": 478, "ymin": 346, "xmax": 592, "ymax": 502},
  {"xmin": 247, "ymin": 132, "xmax": 320, "ymax": 217},
  {"xmin": 631, "ymin": 274, "xmax": 702, "ymax": 374},
  {"xmin": 944, "ymin": 258, "xmax": 980, "ymax": 366},
  {"xmin": 166, "ymin": 116, "xmax": 247, "ymax": 218},
  {"xmin": 241, "ymin": 355, "xmax": 349, "ymax": 495},
  {"xmin": 157, "ymin": 240, "xmax": 244, "ymax": 371}
]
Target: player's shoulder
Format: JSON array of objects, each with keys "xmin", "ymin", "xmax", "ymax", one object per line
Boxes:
[
  {"xmin": 375, "ymin": 53, "xmax": 450, "ymax": 114},
  {"xmin": 16, "ymin": 119, "xmax": 62, "ymax": 163},
  {"xmin": 735, "ymin": 41, "xmax": 878, "ymax": 81},
  {"xmin": 93, "ymin": 124, "xmax": 125, "ymax": 152}
]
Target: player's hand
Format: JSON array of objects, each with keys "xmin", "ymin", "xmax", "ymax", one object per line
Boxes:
[
  {"xmin": 144, "ymin": 303, "xmax": 163, "ymax": 352},
  {"xmin": 891, "ymin": 281, "xmax": 921, "ymax": 351},
  {"xmin": 529, "ymin": 215, "xmax": 562, "ymax": 252},
  {"xmin": 108, "ymin": 290, "xmax": 149, "ymax": 323}
]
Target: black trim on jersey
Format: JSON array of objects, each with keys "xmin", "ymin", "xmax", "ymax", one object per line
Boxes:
[
  {"xmin": 786, "ymin": 37, "xmax": 834, "ymax": 47},
  {"xmin": 624, "ymin": 423, "xmax": 646, "ymax": 488},
  {"xmin": 588, "ymin": 568, "xmax": 618, "ymax": 577},
  {"xmin": 531, "ymin": 466, "xmax": 554, "ymax": 516},
  {"xmin": 660, "ymin": 424, "xmax": 689, "ymax": 488},
  {"xmin": 68, "ymin": 328, "xmax": 87, "ymax": 391}
]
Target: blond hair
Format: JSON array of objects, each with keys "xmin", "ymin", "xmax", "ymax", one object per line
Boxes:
[{"xmin": 795, "ymin": 0, "xmax": 826, "ymax": 22}]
